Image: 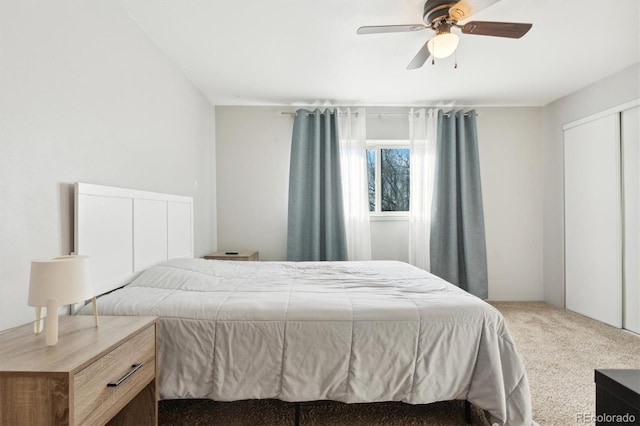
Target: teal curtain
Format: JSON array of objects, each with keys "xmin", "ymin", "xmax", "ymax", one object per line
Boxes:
[
  {"xmin": 430, "ymin": 110, "xmax": 488, "ymax": 299},
  {"xmin": 287, "ymin": 109, "xmax": 348, "ymax": 261}
]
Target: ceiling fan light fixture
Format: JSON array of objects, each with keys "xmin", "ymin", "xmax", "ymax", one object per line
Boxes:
[{"xmin": 427, "ymin": 31, "xmax": 459, "ymax": 59}]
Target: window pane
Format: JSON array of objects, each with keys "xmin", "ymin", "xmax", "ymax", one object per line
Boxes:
[
  {"xmin": 366, "ymin": 149, "xmax": 375, "ymax": 212},
  {"xmin": 380, "ymin": 148, "xmax": 410, "ymax": 212}
]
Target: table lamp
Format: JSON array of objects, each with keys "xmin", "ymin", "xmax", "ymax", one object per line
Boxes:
[{"xmin": 28, "ymin": 255, "xmax": 97, "ymax": 345}]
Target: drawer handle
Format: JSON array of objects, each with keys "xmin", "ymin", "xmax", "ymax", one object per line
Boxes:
[{"xmin": 107, "ymin": 363, "xmax": 143, "ymax": 387}]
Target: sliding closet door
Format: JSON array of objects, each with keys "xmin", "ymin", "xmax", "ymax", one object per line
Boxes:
[
  {"xmin": 564, "ymin": 113, "xmax": 622, "ymax": 328},
  {"xmin": 623, "ymin": 105, "xmax": 640, "ymax": 334}
]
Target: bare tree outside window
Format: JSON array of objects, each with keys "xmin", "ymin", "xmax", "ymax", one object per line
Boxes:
[
  {"xmin": 381, "ymin": 148, "xmax": 410, "ymax": 211},
  {"xmin": 367, "ymin": 146, "xmax": 410, "ymax": 213}
]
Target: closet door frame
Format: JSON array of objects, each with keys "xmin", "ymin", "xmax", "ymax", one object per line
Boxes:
[
  {"xmin": 564, "ymin": 113, "xmax": 622, "ymax": 327},
  {"xmin": 563, "ymin": 98, "xmax": 640, "ymax": 330},
  {"xmin": 621, "ymin": 105, "xmax": 640, "ymax": 334}
]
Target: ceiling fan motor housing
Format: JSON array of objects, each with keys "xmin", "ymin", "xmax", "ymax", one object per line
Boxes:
[{"xmin": 423, "ymin": 0, "xmax": 458, "ymax": 26}]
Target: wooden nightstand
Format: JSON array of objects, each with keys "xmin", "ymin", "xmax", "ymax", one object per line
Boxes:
[
  {"xmin": 0, "ymin": 315, "xmax": 158, "ymax": 426},
  {"xmin": 204, "ymin": 250, "xmax": 259, "ymax": 261}
]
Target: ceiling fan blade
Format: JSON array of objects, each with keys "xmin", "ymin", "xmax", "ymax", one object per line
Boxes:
[
  {"xmin": 357, "ymin": 24, "xmax": 426, "ymax": 35},
  {"xmin": 461, "ymin": 21, "xmax": 532, "ymax": 38},
  {"xmin": 448, "ymin": 0, "xmax": 501, "ymax": 21},
  {"xmin": 407, "ymin": 41, "xmax": 431, "ymax": 70}
]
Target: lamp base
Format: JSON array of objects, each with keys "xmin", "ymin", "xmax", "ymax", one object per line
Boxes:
[
  {"xmin": 34, "ymin": 297, "xmax": 97, "ymax": 344},
  {"xmin": 34, "ymin": 307, "xmax": 43, "ymax": 334},
  {"xmin": 92, "ymin": 296, "xmax": 99, "ymax": 327},
  {"xmin": 45, "ymin": 299, "xmax": 58, "ymax": 346}
]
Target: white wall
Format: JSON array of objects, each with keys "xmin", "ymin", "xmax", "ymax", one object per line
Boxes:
[
  {"xmin": 477, "ymin": 107, "xmax": 543, "ymax": 301},
  {"xmin": 0, "ymin": 1, "xmax": 217, "ymax": 330},
  {"xmin": 215, "ymin": 106, "xmax": 543, "ymax": 300},
  {"xmin": 370, "ymin": 220, "xmax": 409, "ymax": 262},
  {"xmin": 542, "ymin": 63, "xmax": 640, "ymax": 307},
  {"xmin": 215, "ymin": 107, "xmax": 292, "ymax": 260}
]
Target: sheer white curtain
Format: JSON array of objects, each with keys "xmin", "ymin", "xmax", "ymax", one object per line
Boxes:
[
  {"xmin": 409, "ymin": 108, "xmax": 437, "ymax": 270},
  {"xmin": 337, "ymin": 107, "xmax": 371, "ymax": 261}
]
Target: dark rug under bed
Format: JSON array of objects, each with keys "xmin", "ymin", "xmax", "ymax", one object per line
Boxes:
[{"xmin": 158, "ymin": 398, "xmax": 489, "ymax": 426}]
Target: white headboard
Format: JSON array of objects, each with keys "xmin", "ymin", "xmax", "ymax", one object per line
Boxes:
[{"xmin": 74, "ymin": 182, "xmax": 194, "ymax": 296}]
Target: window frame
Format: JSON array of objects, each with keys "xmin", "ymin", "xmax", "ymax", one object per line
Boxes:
[{"xmin": 366, "ymin": 139, "xmax": 411, "ymax": 221}]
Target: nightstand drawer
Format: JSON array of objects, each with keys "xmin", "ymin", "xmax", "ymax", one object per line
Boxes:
[{"xmin": 73, "ymin": 324, "xmax": 155, "ymax": 425}]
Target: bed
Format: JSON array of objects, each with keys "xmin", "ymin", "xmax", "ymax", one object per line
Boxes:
[{"xmin": 74, "ymin": 183, "xmax": 532, "ymax": 425}]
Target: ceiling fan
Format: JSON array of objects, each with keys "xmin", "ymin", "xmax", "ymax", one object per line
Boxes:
[{"xmin": 357, "ymin": 0, "xmax": 532, "ymax": 69}]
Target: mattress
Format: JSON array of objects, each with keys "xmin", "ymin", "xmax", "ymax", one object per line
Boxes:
[{"xmin": 79, "ymin": 258, "xmax": 532, "ymax": 425}]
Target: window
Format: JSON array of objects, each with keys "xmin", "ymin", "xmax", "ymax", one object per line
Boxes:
[{"xmin": 367, "ymin": 141, "xmax": 410, "ymax": 215}]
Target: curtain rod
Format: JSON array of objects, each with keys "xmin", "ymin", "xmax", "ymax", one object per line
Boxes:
[{"xmin": 280, "ymin": 111, "xmax": 477, "ymax": 118}]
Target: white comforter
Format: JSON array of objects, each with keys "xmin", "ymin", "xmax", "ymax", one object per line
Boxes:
[{"xmin": 81, "ymin": 258, "xmax": 532, "ymax": 425}]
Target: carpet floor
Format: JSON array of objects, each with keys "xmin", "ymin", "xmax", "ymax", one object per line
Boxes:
[
  {"xmin": 493, "ymin": 302, "xmax": 639, "ymax": 425},
  {"xmin": 158, "ymin": 302, "xmax": 640, "ymax": 425}
]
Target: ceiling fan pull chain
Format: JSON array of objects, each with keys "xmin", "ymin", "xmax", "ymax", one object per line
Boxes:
[{"xmin": 454, "ymin": 49, "xmax": 458, "ymax": 69}]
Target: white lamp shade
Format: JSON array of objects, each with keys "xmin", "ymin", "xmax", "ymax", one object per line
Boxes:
[
  {"xmin": 427, "ymin": 32, "xmax": 460, "ymax": 59},
  {"xmin": 28, "ymin": 255, "xmax": 93, "ymax": 307}
]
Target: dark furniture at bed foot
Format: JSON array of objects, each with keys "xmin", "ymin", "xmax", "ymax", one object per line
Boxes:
[{"xmin": 594, "ymin": 369, "xmax": 640, "ymax": 425}]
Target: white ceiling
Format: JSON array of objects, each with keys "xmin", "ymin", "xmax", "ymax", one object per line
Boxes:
[{"xmin": 120, "ymin": 0, "xmax": 639, "ymax": 107}]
